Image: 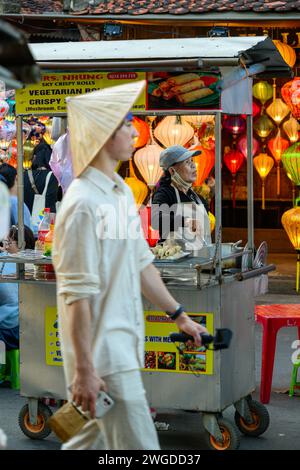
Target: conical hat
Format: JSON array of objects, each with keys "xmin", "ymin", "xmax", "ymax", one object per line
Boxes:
[{"xmin": 67, "ymin": 80, "xmax": 146, "ymax": 177}]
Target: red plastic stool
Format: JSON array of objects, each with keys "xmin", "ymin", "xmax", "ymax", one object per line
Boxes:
[{"xmin": 255, "ymin": 304, "xmax": 300, "ymax": 404}]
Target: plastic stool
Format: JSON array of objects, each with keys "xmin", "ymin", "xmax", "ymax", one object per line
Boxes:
[
  {"xmin": 0, "ymin": 349, "xmax": 20, "ymax": 390},
  {"xmin": 255, "ymin": 304, "xmax": 300, "ymax": 404},
  {"xmin": 289, "ymin": 362, "xmax": 300, "ymax": 397}
]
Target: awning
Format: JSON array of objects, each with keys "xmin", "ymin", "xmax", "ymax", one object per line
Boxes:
[
  {"xmin": 0, "ymin": 20, "xmax": 40, "ymax": 88},
  {"xmin": 29, "ymin": 36, "xmax": 291, "ymax": 76}
]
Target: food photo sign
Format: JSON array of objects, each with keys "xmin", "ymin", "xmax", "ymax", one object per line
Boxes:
[
  {"xmin": 143, "ymin": 311, "xmax": 214, "ymax": 375},
  {"xmin": 147, "ymin": 71, "xmax": 221, "ymax": 110}
]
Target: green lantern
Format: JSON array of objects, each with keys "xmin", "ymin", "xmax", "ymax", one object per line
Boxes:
[{"xmin": 282, "ymin": 143, "xmax": 300, "ymax": 187}]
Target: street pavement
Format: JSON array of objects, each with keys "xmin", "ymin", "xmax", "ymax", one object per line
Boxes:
[{"xmin": 0, "ymin": 292, "xmax": 300, "ymax": 451}]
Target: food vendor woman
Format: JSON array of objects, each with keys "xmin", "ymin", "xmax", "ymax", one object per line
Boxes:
[{"xmin": 151, "ymin": 145, "xmax": 211, "ymax": 251}]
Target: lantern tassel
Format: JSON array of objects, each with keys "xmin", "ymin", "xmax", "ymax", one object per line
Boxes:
[
  {"xmin": 277, "ymin": 163, "xmax": 280, "ymax": 196},
  {"xmin": 232, "ymin": 175, "xmax": 236, "ymax": 209},
  {"xmin": 297, "ymin": 251, "xmax": 300, "ymax": 293},
  {"xmin": 262, "ymin": 180, "xmax": 265, "ymax": 210}
]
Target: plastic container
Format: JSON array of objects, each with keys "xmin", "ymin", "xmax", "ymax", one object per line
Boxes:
[{"xmin": 36, "ymin": 208, "xmax": 50, "ymax": 252}]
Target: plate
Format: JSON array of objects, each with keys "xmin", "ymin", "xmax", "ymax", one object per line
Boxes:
[
  {"xmin": 253, "ymin": 241, "xmax": 268, "ymax": 268},
  {"xmin": 154, "ymin": 251, "xmax": 191, "ymax": 263}
]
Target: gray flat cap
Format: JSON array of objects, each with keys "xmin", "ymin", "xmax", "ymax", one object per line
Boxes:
[{"xmin": 160, "ymin": 145, "xmax": 201, "ymax": 170}]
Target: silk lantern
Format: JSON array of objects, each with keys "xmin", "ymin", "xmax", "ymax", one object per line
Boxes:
[
  {"xmin": 281, "ymin": 78, "xmax": 300, "ymax": 120},
  {"xmin": 283, "ymin": 116, "xmax": 300, "ymax": 143},
  {"xmin": 139, "ymin": 205, "xmax": 160, "ymax": 248},
  {"xmin": 223, "ymin": 148, "xmax": 245, "ymax": 208},
  {"xmin": 268, "ymin": 131, "xmax": 289, "ymax": 195},
  {"xmin": 223, "ymin": 115, "xmax": 246, "ymax": 138},
  {"xmin": 273, "ymin": 40, "xmax": 297, "ymax": 68},
  {"xmin": 189, "ymin": 145, "xmax": 215, "ymax": 187},
  {"xmin": 134, "ymin": 144, "xmax": 163, "ymax": 191},
  {"xmin": 237, "ymin": 135, "xmax": 259, "ymax": 159},
  {"xmin": 241, "ymin": 101, "xmax": 261, "ymax": 120},
  {"xmin": 154, "ymin": 115, "xmax": 194, "ymax": 148},
  {"xmin": 253, "ymin": 81, "xmax": 273, "ymax": 110},
  {"xmin": 253, "ymin": 115, "xmax": 274, "ymax": 140},
  {"xmin": 125, "ymin": 160, "xmax": 148, "ymax": 208},
  {"xmin": 253, "ymin": 153, "xmax": 274, "ymax": 210},
  {"xmin": 132, "ymin": 117, "xmax": 150, "ymax": 149},
  {"xmin": 23, "ymin": 140, "xmax": 35, "ymax": 169},
  {"xmin": 266, "ymin": 98, "xmax": 290, "ymax": 126},
  {"xmin": 281, "ymin": 206, "xmax": 300, "ymax": 291},
  {"xmin": 182, "ymin": 115, "xmax": 215, "ymax": 128},
  {"xmin": 282, "ymin": 143, "xmax": 300, "ymax": 187}
]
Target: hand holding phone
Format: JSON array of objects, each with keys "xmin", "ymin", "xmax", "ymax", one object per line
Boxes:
[{"xmin": 95, "ymin": 391, "xmax": 115, "ymax": 418}]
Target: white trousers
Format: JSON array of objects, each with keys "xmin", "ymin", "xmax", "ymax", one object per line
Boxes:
[{"xmin": 62, "ymin": 370, "xmax": 160, "ymax": 450}]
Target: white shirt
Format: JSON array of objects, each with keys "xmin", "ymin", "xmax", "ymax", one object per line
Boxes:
[{"xmin": 52, "ymin": 166, "xmax": 154, "ymax": 386}]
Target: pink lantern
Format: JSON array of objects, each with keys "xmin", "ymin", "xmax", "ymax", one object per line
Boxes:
[
  {"xmin": 0, "ymin": 99, "xmax": 9, "ymax": 118},
  {"xmin": 223, "ymin": 115, "xmax": 246, "ymax": 136},
  {"xmin": 237, "ymin": 135, "xmax": 259, "ymax": 159}
]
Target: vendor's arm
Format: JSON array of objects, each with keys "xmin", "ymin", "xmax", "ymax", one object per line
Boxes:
[
  {"xmin": 141, "ymin": 263, "xmax": 208, "ymax": 347},
  {"xmin": 67, "ymin": 298, "xmax": 107, "ymax": 419}
]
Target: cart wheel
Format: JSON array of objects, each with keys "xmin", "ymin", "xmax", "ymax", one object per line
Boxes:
[
  {"xmin": 205, "ymin": 418, "xmax": 240, "ymax": 450},
  {"xmin": 18, "ymin": 402, "xmax": 52, "ymax": 440},
  {"xmin": 234, "ymin": 399, "xmax": 270, "ymax": 437}
]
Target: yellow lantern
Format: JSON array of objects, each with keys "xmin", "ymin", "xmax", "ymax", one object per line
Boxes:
[
  {"xmin": 253, "ymin": 81, "xmax": 273, "ymax": 108},
  {"xmin": 182, "ymin": 115, "xmax": 215, "ymax": 128},
  {"xmin": 253, "ymin": 153, "xmax": 274, "ymax": 210},
  {"xmin": 266, "ymin": 98, "xmax": 290, "ymax": 125},
  {"xmin": 125, "ymin": 159, "xmax": 148, "ymax": 208},
  {"xmin": 253, "ymin": 114, "xmax": 274, "ymax": 140},
  {"xmin": 273, "ymin": 40, "xmax": 297, "ymax": 68},
  {"xmin": 208, "ymin": 211, "xmax": 215, "ymax": 233},
  {"xmin": 283, "ymin": 116, "xmax": 300, "ymax": 143},
  {"xmin": 134, "ymin": 144, "xmax": 163, "ymax": 191},
  {"xmin": 23, "ymin": 140, "xmax": 35, "ymax": 169},
  {"xmin": 282, "ymin": 206, "xmax": 300, "ymax": 291},
  {"xmin": 154, "ymin": 115, "xmax": 194, "ymax": 148}
]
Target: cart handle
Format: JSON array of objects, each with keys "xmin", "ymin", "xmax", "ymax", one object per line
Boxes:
[{"xmin": 170, "ymin": 328, "xmax": 232, "ymax": 350}]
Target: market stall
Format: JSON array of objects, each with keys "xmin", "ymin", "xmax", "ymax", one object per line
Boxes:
[{"xmin": 0, "ymin": 36, "xmax": 291, "ymax": 449}]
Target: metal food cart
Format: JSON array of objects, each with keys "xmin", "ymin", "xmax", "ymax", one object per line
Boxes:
[{"xmin": 1, "ymin": 36, "xmax": 291, "ymax": 450}]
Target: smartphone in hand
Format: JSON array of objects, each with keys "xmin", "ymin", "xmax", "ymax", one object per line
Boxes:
[{"xmin": 95, "ymin": 391, "xmax": 115, "ymax": 418}]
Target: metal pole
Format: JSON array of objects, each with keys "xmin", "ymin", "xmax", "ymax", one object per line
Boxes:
[
  {"xmin": 214, "ymin": 111, "xmax": 222, "ymax": 280},
  {"xmin": 16, "ymin": 116, "xmax": 24, "ymax": 250},
  {"xmin": 246, "ymin": 114, "xmax": 254, "ymax": 268}
]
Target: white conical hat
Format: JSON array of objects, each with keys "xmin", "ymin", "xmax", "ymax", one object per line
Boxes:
[{"xmin": 67, "ymin": 80, "xmax": 146, "ymax": 177}]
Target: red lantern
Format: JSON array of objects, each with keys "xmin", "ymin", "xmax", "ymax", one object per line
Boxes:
[
  {"xmin": 132, "ymin": 117, "xmax": 150, "ymax": 148},
  {"xmin": 189, "ymin": 145, "xmax": 215, "ymax": 187},
  {"xmin": 139, "ymin": 206, "xmax": 160, "ymax": 248},
  {"xmin": 268, "ymin": 132, "xmax": 290, "ymax": 196},
  {"xmin": 241, "ymin": 101, "xmax": 261, "ymax": 119},
  {"xmin": 223, "ymin": 149, "xmax": 245, "ymax": 208},
  {"xmin": 281, "ymin": 78, "xmax": 300, "ymax": 120}
]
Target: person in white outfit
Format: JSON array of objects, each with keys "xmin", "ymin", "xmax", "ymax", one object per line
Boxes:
[{"xmin": 52, "ymin": 81, "xmax": 208, "ymax": 451}]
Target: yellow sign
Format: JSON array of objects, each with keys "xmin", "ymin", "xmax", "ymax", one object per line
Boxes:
[
  {"xmin": 143, "ymin": 311, "xmax": 214, "ymax": 375},
  {"xmin": 45, "ymin": 307, "xmax": 63, "ymax": 366},
  {"xmin": 15, "ymin": 71, "xmax": 146, "ymax": 115}
]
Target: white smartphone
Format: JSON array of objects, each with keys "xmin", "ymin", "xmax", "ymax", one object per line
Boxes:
[{"xmin": 95, "ymin": 391, "xmax": 115, "ymax": 419}]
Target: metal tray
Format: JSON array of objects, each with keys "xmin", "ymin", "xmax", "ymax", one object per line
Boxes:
[{"xmin": 153, "ymin": 252, "xmax": 191, "ymax": 263}]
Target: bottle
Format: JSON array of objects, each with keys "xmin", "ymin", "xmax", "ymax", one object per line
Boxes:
[
  {"xmin": 44, "ymin": 224, "xmax": 55, "ymax": 276},
  {"xmin": 36, "ymin": 208, "xmax": 50, "ymax": 252}
]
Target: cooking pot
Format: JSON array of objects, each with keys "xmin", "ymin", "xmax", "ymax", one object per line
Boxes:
[{"xmin": 191, "ymin": 240, "xmax": 243, "ymax": 269}]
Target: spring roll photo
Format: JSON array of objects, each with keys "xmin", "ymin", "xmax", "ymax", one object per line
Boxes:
[
  {"xmin": 171, "ymin": 79, "xmax": 205, "ymax": 95},
  {"xmin": 166, "ymin": 73, "xmax": 200, "ymax": 87},
  {"xmin": 159, "ymin": 80, "xmax": 171, "ymax": 92},
  {"xmin": 176, "ymin": 87, "xmax": 214, "ymax": 104},
  {"xmin": 162, "ymin": 90, "xmax": 175, "ymax": 100}
]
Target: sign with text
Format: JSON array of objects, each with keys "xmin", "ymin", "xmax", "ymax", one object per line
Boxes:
[
  {"xmin": 143, "ymin": 311, "xmax": 214, "ymax": 375},
  {"xmin": 45, "ymin": 307, "xmax": 63, "ymax": 366},
  {"xmin": 16, "ymin": 72, "xmax": 146, "ymax": 115}
]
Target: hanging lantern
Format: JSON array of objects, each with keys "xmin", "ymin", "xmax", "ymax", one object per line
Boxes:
[
  {"xmin": 253, "ymin": 153, "xmax": 274, "ymax": 210},
  {"xmin": 125, "ymin": 159, "xmax": 148, "ymax": 208},
  {"xmin": 253, "ymin": 114, "xmax": 274, "ymax": 139},
  {"xmin": 237, "ymin": 135, "xmax": 259, "ymax": 159},
  {"xmin": 273, "ymin": 40, "xmax": 297, "ymax": 68},
  {"xmin": 253, "ymin": 81, "xmax": 273, "ymax": 109},
  {"xmin": 134, "ymin": 144, "xmax": 163, "ymax": 190},
  {"xmin": 283, "ymin": 116, "xmax": 300, "ymax": 143},
  {"xmin": 182, "ymin": 115, "xmax": 215, "ymax": 128},
  {"xmin": 208, "ymin": 211, "xmax": 215, "ymax": 233},
  {"xmin": 241, "ymin": 101, "xmax": 261, "ymax": 120},
  {"xmin": 281, "ymin": 78, "xmax": 300, "ymax": 120},
  {"xmin": 7, "ymin": 139, "xmax": 17, "ymax": 168},
  {"xmin": 268, "ymin": 131, "xmax": 289, "ymax": 196},
  {"xmin": 223, "ymin": 115, "xmax": 246, "ymax": 136},
  {"xmin": 282, "ymin": 142, "xmax": 300, "ymax": 186},
  {"xmin": 0, "ymin": 99, "xmax": 9, "ymax": 118},
  {"xmin": 198, "ymin": 122, "xmax": 215, "ymax": 150},
  {"xmin": 132, "ymin": 117, "xmax": 150, "ymax": 149},
  {"xmin": 154, "ymin": 115, "xmax": 194, "ymax": 148},
  {"xmin": 23, "ymin": 140, "xmax": 35, "ymax": 169},
  {"xmin": 266, "ymin": 98, "xmax": 290, "ymax": 125},
  {"xmin": 139, "ymin": 205, "xmax": 160, "ymax": 248},
  {"xmin": 223, "ymin": 148, "xmax": 245, "ymax": 208},
  {"xmin": 189, "ymin": 145, "xmax": 215, "ymax": 187},
  {"xmin": 281, "ymin": 206, "xmax": 300, "ymax": 291}
]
